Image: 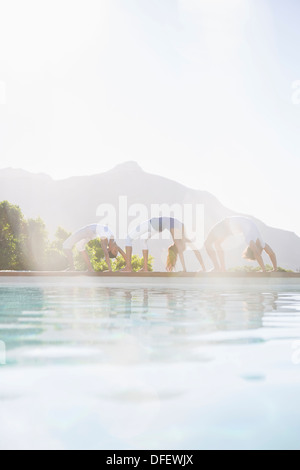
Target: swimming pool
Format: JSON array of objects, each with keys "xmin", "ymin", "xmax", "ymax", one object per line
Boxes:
[{"xmin": 0, "ymin": 276, "xmax": 300, "ymax": 450}]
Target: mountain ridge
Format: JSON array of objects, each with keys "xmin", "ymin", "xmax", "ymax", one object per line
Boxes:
[{"xmin": 0, "ymin": 163, "xmax": 299, "ymax": 270}]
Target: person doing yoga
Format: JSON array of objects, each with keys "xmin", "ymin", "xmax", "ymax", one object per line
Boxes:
[
  {"xmin": 205, "ymin": 216, "xmax": 277, "ymax": 272},
  {"xmin": 123, "ymin": 217, "xmax": 206, "ymax": 273},
  {"xmin": 63, "ymin": 224, "xmax": 126, "ymax": 272}
]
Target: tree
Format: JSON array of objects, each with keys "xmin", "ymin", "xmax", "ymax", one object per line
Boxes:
[
  {"xmin": 0, "ymin": 201, "xmax": 154, "ymax": 272},
  {"xmin": 0, "ymin": 201, "xmax": 25, "ymax": 270},
  {"xmin": 51, "ymin": 227, "xmax": 71, "ymax": 251},
  {"xmin": 23, "ymin": 217, "xmax": 49, "ymax": 270},
  {"xmin": 45, "ymin": 227, "xmax": 71, "ymax": 271}
]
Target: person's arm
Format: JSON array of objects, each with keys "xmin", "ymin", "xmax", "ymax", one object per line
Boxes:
[
  {"xmin": 101, "ymin": 239, "xmax": 113, "ymax": 272},
  {"xmin": 193, "ymin": 250, "xmax": 206, "ymax": 271},
  {"xmin": 215, "ymin": 242, "xmax": 226, "ymax": 272},
  {"xmin": 80, "ymin": 250, "xmax": 94, "ymax": 272},
  {"xmin": 187, "ymin": 241, "xmax": 206, "ymax": 272},
  {"xmin": 264, "ymin": 244, "xmax": 278, "ymax": 271},
  {"xmin": 249, "ymin": 241, "xmax": 266, "ymax": 272},
  {"xmin": 117, "ymin": 246, "xmax": 127, "ymax": 262},
  {"xmin": 178, "ymin": 250, "xmax": 187, "ymax": 272}
]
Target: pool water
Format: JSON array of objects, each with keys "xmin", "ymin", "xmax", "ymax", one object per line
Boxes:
[{"xmin": 0, "ymin": 277, "xmax": 300, "ymax": 450}]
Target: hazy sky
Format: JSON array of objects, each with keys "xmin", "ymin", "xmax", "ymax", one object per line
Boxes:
[{"xmin": 0, "ymin": 0, "xmax": 300, "ymax": 235}]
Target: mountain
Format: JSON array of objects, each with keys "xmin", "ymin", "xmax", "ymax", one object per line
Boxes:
[{"xmin": 0, "ymin": 162, "xmax": 299, "ymax": 271}]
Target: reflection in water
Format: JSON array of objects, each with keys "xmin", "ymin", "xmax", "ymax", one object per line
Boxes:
[
  {"xmin": 0, "ymin": 287, "xmax": 46, "ymax": 351},
  {"xmin": 1, "ymin": 281, "xmax": 300, "ymax": 451},
  {"xmin": 0, "ymin": 282, "xmax": 294, "ymax": 368}
]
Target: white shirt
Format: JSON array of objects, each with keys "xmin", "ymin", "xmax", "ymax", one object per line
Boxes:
[
  {"xmin": 229, "ymin": 217, "xmax": 266, "ymax": 248},
  {"xmin": 63, "ymin": 224, "xmax": 114, "ymax": 252}
]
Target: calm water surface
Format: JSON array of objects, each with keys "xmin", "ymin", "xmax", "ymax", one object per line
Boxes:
[{"xmin": 0, "ymin": 277, "xmax": 300, "ymax": 450}]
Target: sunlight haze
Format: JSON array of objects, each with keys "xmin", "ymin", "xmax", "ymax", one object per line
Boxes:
[{"xmin": 0, "ymin": 0, "xmax": 299, "ymax": 235}]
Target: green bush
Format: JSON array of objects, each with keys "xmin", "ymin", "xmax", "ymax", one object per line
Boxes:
[
  {"xmin": 74, "ymin": 239, "xmax": 153, "ymax": 272},
  {"xmin": 0, "ymin": 201, "xmax": 69, "ymax": 271},
  {"xmin": 111, "ymin": 254, "xmax": 154, "ymax": 273},
  {"xmin": 229, "ymin": 265, "xmax": 294, "ymax": 273},
  {"xmin": 0, "ymin": 201, "xmax": 26, "ymax": 270},
  {"xmin": 0, "ymin": 200, "xmax": 153, "ymax": 273}
]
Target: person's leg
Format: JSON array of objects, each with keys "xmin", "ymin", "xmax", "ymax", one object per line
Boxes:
[
  {"xmin": 139, "ymin": 235, "xmax": 151, "ymax": 272},
  {"xmin": 124, "ymin": 221, "xmax": 152, "ymax": 272},
  {"xmin": 80, "ymin": 250, "xmax": 95, "ymax": 272},
  {"xmin": 205, "ymin": 240, "xmax": 220, "ymax": 271},
  {"xmin": 215, "ymin": 242, "xmax": 226, "ymax": 272},
  {"xmin": 264, "ymin": 244, "xmax": 277, "ymax": 271},
  {"xmin": 124, "ymin": 246, "xmax": 133, "ymax": 272},
  {"xmin": 141, "ymin": 250, "xmax": 149, "ymax": 272},
  {"xmin": 178, "ymin": 250, "xmax": 187, "ymax": 272},
  {"xmin": 125, "ymin": 244, "xmax": 150, "ymax": 273},
  {"xmin": 193, "ymin": 250, "xmax": 206, "ymax": 272}
]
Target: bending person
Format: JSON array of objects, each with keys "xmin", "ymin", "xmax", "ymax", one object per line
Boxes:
[
  {"xmin": 123, "ymin": 217, "xmax": 206, "ymax": 273},
  {"xmin": 205, "ymin": 216, "xmax": 277, "ymax": 272},
  {"xmin": 63, "ymin": 224, "xmax": 126, "ymax": 272}
]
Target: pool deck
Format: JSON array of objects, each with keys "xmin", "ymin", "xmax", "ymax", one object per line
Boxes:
[{"xmin": 0, "ymin": 271, "xmax": 299, "ymax": 278}]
